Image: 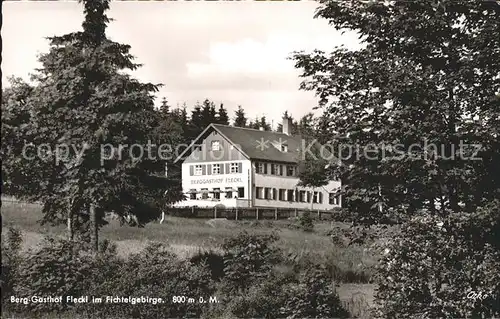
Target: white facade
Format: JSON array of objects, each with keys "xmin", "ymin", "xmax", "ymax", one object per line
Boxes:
[{"xmin": 177, "ymin": 160, "xmax": 341, "ymax": 210}]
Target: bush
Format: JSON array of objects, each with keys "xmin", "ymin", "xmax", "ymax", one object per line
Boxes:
[
  {"xmin": 221, "ymin": 231, "xmax": 282, "ymax": 291},
  {"xmin": 83, "ymin": 242, "xmax": 215, "ymax": 319},
  {"xmin": 375, "ymin": 203, "xmax": 500, "ymax": 318},
  {"xmin": 13, "ymin": 237, "xmax": 93, "ymax": 313},
  {"xmin": 280, "ymin": 265, "xmax": 349, "ymax": 318},
  {"xmin": 190, "ymin": 249, "xmax": 225, "ymax": 281},
  {"xmin": 1, "ymin": 227, "xmax": 23, "ymax": 309},
  {"xmin": 218, "ymin": 271, "xmax": 295, "ymax": 319},
  {"xmin": 298, "ymin": 211, "xmax": 314, "ymax": 232}
]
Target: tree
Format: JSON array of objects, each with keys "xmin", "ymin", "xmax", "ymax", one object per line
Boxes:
[
  {"xmin": 188, "ymin": 102, "xmax": 203, "ymax": 142},
  {"xmin": 216, "ymin": 103, "xmax": 230, "ymax": 125},
  {"xmin": 293, "ymin": 1, "xmax": 500, "ymax": 317},
  {"xmin": 159, "ymin": 97, "xmax": 169, "ymax": 115},
  {"xmin": 248, "ymin": 117, "xmax": 260, "ymax": 130},
  {"xmin": 259, "ymin": 116, "xmax": 272, "ymax": 131},
  {"xmin": 293, "ymin": 0, "xmax": 500, "ymax": 223},
  {"xmin": 296, "ymin": 126, "xmax": 330, "ymax": 210},
  {"xmin": 233, "ymin": 105, "xmax": 247, "ymax": 127},
  {"xmin": 201, "ymin": 99, "xmax": 217, "ymax": 127},
  {"xmin": 3, "ymin": 0, "xmax": 177, "ymax": 250}
]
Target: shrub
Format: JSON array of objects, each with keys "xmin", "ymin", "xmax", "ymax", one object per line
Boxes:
[
  {"xmin": 279, "ymin": 265, "xmax": 349, "ymax": 318},
  {"xmin": 219, "ymin": 271, "xmax": 295, "ymax": 319},
  {"xmin": 298, "ymin": 211, "xmax": 314, "ymax": 232},
  {"xmin": 374, "ymin": 203, "xmax": 500, "ymax": 318},
  {"xmin": 190, "ymin": 250, "xmax": 225, "ymax": 281},
  {"xmin": 83, "ymin": 242, "xmax": 215, "ymax": 319},
  {"xmin": 221, "ymin": 231, "xmax": 282, "ymax": 291},
  {"xmin": 13, "ymin": 237, "xmax": 92, "ymax": 313},
  {"xmin": 1, "ymin": 227, "xmax": 23, "ymax": 308}
]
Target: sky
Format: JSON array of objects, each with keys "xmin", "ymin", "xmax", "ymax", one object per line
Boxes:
[{"xmin": 2, "ymin": 1, "xmax": 360, "ymax": 126}]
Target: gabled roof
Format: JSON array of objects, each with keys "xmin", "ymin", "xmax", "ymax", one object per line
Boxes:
[{"xmin": 175, "ymin": 123, "xmax": 335, "ymax": 164}]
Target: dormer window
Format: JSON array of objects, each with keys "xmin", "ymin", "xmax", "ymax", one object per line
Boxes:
[
  {"xmin": 211, "ymin": 140, "xmax": 221, "ymax": 151},
  {"xmin": 281, "ymin": 144, "xmax": 288, "ymax": 152}
]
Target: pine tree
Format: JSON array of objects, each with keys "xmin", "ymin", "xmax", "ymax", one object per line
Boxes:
[
  {"xmin": 233, "ymin": 105, "xmax": 248, "ymax": 127},
  {"xmin": 160, "ymin": 97, "xmax": 169, "ymax": 115},
  {"xmin": 259, "ymin": 116, "xmax": 272, "ymax": 131},
  {"xmin": 216, "ymin": 103, "xmax": 229, "ymax": 125},
  {"xmin": 3, "ymin": 0, "xmax": 176, "ymax": 249}
]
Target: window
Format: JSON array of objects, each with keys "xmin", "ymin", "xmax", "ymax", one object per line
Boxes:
[
  {"xmin": 281, "ymin": 144, "xmax": 288, "ymax": 152},
  {"xmin": 264, "ymin": 187, "xmax": 272, "ymax": 200},
  {"xmin": 256, "ymin": 162, "xmax": 264, "ymax": 174},
  {"xmin": 238, "ymin": 187, "xmax": 244, "ymax": 198},
  {"xmin": 201, "ymin": 188, "xmax": 208, "ymax": 200},
  {"xmin": 225, "ymin": 187, "xmax": 233, "ymax": 199},
  {"xmin": 270, "ymin": 164, "xmax": 276, "ymax": 175},
  {"xmin": 329, "ymin": 193, "xmax": 340, "ymax": 205},
  {"xmin": 212, "ymin": 164, "xmax": 221, "ymax": 174},
  {"xmin": 299, "ymin": 191, "xmax": 307, "ymax": 203},
  {"xmin": 313, "ymin": 192, "xmax": 323, "ymax": 204},
  {"xmin": 286, "ymin": 165, "xmax": 295, "ymax": 176},
  {"xmin": 278, "ymin": 189, "xmax": 286, "ymax": 201},
  {"xmin": 278, "ymin": 164, "xmax": 284, "ymax": 176},
  {"xmin": 189, "ymin": 189, "xmax": 196, "ymax": 200},
  {"xmin": 211, "ymin": 140, "xmax": 221, "ymax": 151},
  {"xmin": 287, "ymin": 189, "xmax": 295, "ymax": 202},
  {"xmin": 195, "ymin": 165, "xmax": 203, "ymax": 176},
  {"xmin": 272, "ymin": 188, "xmax": 277, "ymax": 200},
  {"xmin": 213, "ymin": 188, "xmax": 220, "ymax": 200},
  {"xmin": 230, "ymin": 162, "xmax": 239, "ymax": 173},
  {"xmin": 307, "ymin": 191, "xmax": 312, "ymax": 203},
  {"xmin": 256, "ymin": 187, "xmax": 263, "ymax": 199}
]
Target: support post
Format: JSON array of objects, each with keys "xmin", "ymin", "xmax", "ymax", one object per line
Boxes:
[
  {"xmin": 256, "ymin": 208, "xmax": 259, "ymax": 220},
  {"xmin": 235, "ymin": 207, "xmax": 239, "ymax": 220},
  {"xmin": 214, "ymin": 206, "xmax": 217, "ymax": 219},
  {"xmin": 275, "ymin": 208, "xmax": 278, "ymax": 220}
]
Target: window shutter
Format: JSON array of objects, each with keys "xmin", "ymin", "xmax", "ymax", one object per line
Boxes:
[
  {"xmin": 279, "ymin": 165, "xmax": 283, "ymax": 175},
  {"xmin": 220, "ymin": 164, "xmax": 225, "ymax": 174},
  {"xmin": 238, "ymin": 162, "xmax": 242, "ymax": 173},
  {"xmin": 273, "ymin": 188, "xmax": 277, "ymax": 200},
  {"xmin": 207, "ymin": 164, "xmax": 211, "ymax": 175},
  {"xmin": 225, "ymin": 163, "xmax": 230, "ymax": 173},
  {"xmin": 264, "ymin": 163, "xmax": 268, "ymax": 174},
  {"xmin": 189, "ymin": 165, "xmax": 194, "ymax": 176},
  {"xmin": 319, "ymin": 192, "xmax": 323, "ymax": 204},
  {"xmin": 202, "ymin": 165, "xmax": 207, "ymax": 175},
  {"xmin": 307, "ymin": 192, "xmax": 311, "ymax": 203}
]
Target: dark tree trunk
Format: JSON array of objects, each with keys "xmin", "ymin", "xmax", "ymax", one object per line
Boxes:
[
  {"xmin": 67, "ymin": 197, "xmax": 74, "ymax": 241},
  {"xmin": 89, "ymin": 202, "xmax": 98, "ymax": 251}
]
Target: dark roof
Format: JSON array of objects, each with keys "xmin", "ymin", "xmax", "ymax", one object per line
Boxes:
[
  {"xmin": 214, "ymin": 124, "xmax": 303, "ymax": 162},
  {"xmin": 176, "ymin": 123, "xmax": 334, "ymax": 164}
]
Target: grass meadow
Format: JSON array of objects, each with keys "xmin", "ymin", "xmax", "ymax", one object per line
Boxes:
[{"xmin": 1, "ymin": 198, "xmax": 378, "ymax": 318}]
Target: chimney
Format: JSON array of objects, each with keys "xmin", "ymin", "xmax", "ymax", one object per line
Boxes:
[
  {"xmin": 259, "ymin": 127, "xmax": 265, "ymax": 131},
  {"xmin": 282, "ymin": 115, "xmax": 293, "ymax": 135}
]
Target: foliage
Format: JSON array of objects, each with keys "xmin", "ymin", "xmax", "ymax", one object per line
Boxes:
[
  {"xmin": 13, "ymin": 237, "xmax": 92, "ymax": 313},
  {"xmin": 375, "ymin": 203, "xmax": 500, "ymax": 319},
  {"xmin": 190, "ymin": 250, "xmax": 225, "ymax": 281},
  {"xmin": 82, "ymin": 242, "xmax": 214, "ymax": 319},
  {"xmin": 221, "ymin": 231, "xmax": 282, "ymax": 291},
  {"xmin": 233, "ymin": 105, "xmax": 248, "ymax": 127},
  {"xmin": 293, "ymin": 0, "xmax": 500, "ymax": 224},
  {"xmin": 1, "ymin": 227, "xmax": 23, "ymax": 308},
  {"xmin": 216, "ymin": 103, "xmax": 230, "ymax": 125},
  {"xmin": 2, "ymin": 0, "xmax": 180, "ymax": 247},
  {"xmin": 279, "ymin": 265, "xmax": 349, "ymax": 318},
  {"xmin": 297, "ymin": 211, "xmax": 314, "ymax": 232}
]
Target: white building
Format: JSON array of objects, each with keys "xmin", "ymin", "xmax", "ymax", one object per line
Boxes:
[{"xmin": 174, "ymin": 116, "xmax": 341, "ymax": 210}]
